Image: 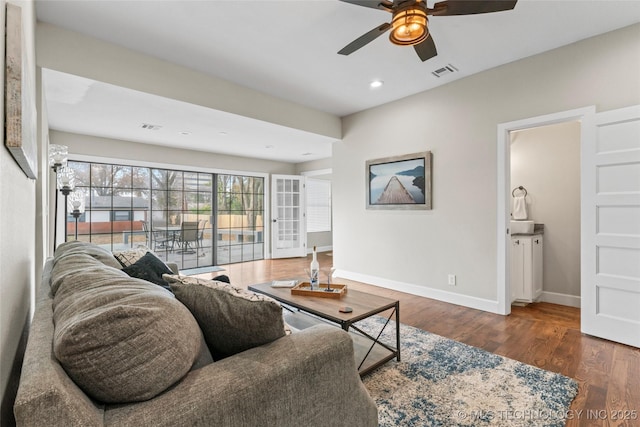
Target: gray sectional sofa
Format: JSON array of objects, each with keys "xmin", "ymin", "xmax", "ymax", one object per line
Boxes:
[{"xmin": 14, "ymin": 241, "xmax": 378, "ymax": 426}]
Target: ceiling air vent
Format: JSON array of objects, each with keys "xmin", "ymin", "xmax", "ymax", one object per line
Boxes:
[
  {"xmin": 141, "ymin": 123, "xmax": 162, "ymax": 131},
  {"xmin": 431, "ymin": 64, "xmax": 458, "ymax": 78}
]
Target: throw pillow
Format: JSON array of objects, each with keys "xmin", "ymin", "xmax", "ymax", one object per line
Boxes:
[
  {"xmin": 53, "ymin": 258, "xmax": 201, "ymax": 403},
  {"xmin": 165, "ymin": 274, "xmax": 286, "ymax": 360},
  {"xmin": 112, "ymin": 245, "xmax": 149, "ymax": 267},
  {"xmin": 113, "ymin": 245, "xmax": 160, "ymax": 268},
  {"xmin": 122, "ymin": 252, "xmax": 173, "ymax": 291}
]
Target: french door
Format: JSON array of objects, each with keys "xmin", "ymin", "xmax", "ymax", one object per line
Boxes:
[{"xmin": 271, "ymin": 175, "xmax": 306, "ymax": 258}]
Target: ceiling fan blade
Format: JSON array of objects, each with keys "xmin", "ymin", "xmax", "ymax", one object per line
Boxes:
[
  {"xmin": 432, "ymin": 0, "xmax": 517, "ymax": 16},
  {"xmin": 339, "ymin": 0, "xmax": 393, "ymax": 12},
  {"xmin": 338, "ymin": 23, "xmax": 392, "ymax": 56},
  {"xmin": 414, "ymin": 35, "xmax": 437, "ymax": 62}
]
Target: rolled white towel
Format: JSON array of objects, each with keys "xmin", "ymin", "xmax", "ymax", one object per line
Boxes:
[{"xmin": 512, "ymin": 196, "xmax": 528, "ymax": 220}]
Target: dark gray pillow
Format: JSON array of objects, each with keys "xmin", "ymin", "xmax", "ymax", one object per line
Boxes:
[
  {"xmin": 122, "ymin": 252, "xmax": 173, "ymax": 291},
  {"xmin": 165, "ymin": 274, "xmax": 286, "ymax": 360}
]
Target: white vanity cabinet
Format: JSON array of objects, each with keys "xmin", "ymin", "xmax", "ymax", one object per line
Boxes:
[{"xmin": 510, "ymin": 234, "xmax": 543, "ymax": 303}]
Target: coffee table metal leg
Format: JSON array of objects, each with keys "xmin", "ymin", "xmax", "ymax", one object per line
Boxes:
[
  {"xmin": 395, "ymin": 301, "xmax": 401, "ymax": 362},
  {"xmin": 349, "ymin": 307, "xmax": 399, "ymax": 372}
]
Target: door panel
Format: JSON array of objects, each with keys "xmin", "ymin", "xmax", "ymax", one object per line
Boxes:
[
  {"xmin": 271, "ymin": 175, "xmax": 306, "ymax": 258},
  {"xmin": 582, "ymin": 105, "xmax": 640, "ymax": 348}
]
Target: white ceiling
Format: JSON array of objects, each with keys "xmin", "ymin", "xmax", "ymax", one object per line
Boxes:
[{"xmin": 37, "ymin": 0, "xmax": 640, "ymax": 163}]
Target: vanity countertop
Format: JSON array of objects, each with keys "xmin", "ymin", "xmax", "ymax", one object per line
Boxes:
[{"xmin": 512, "ymin": 223, "xmax": 544, "ymax": 236}]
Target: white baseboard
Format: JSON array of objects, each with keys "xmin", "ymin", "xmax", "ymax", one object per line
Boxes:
[
  {"xmin": 307, "ymin": 245, "xmax": 332, "ymax": 254},
  {"xmin": 333, "ymin": 269, "xmax": 501, "ymax": 314},
  {"xmin": 539, "ymin": 291, "xmax": 581, "ymax": 308}
]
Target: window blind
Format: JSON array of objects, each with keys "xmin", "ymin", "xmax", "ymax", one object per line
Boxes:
[{"xmin": 306, "ymin": 178, "xmax": 331, "ymax": 233}]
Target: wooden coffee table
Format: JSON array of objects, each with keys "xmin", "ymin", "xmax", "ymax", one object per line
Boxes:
[{"xmin": 249, "ymin": 282, "xmax": 400, "ymax": 376}]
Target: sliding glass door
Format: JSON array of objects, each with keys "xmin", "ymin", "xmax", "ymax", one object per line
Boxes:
[
  {"xmin": 149, "ymin": 169, "xmax": 214, "ymax": 269},
  {"xmin": 216, "ymin": 174, "xmax": 264, "ymax": 264},
  {"xmin": 66, "ymin": 161, "xmax": 263, "ymax": 269}
]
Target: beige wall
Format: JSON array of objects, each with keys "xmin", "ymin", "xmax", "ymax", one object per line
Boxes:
[
  {"xmin": 52, "ymin": 130, "xmax": 296, "ymax": 176},
  {"xmin": 334, "ymin": 24, "xmax": 640, "ymax": 307},
  {"xmin": 1, "ymin": 0, "xmax": 39, "ymax": 422},
  {"xmin": 511, "ymin": 121, "xmax": 581, "ymax": 298}
]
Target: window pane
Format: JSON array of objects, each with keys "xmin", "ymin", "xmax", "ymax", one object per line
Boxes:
[
  {"xmin": 113, "ymin": 166, "xmax": 132, "ymax": 188},
  {"xmin": 253, "ymin": 178, "xmax": 264, "ymax": 194},
  {"xmin": 168, "ymin": 190, "xmax": 183, "ymax": 210},
  {"xmin": 232, "ymin": 176, "xmax": 243, "ymax": 192},
  {"xmin": 184, "ymin": 191, "xmax": 198, "ymax": 212},
  {"xmin": 152, "ymin": 190, "xmax": 168, "ymax": 210},
  {"xmin": 70, "ymin": 161, "xmax": 90, "ymax": 186},
  {"xmin": 91, "ymin": 164, "xmax": 112, "ymax": 188},
  {"xmin": 242, "ymin": 177, "xmax": 252, "ymax": 193},
  {"xmin": 132, "ymin": 167, "xmax": 150, "ymax": 188},
  {"xmin": 168, "ymin": 171, "xmax": 184, "ymax": 190}
]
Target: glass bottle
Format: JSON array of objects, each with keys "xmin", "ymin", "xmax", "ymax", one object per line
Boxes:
[{"xmin": 310, "ymin": 246, "xmax": 319, "ymax": 289}]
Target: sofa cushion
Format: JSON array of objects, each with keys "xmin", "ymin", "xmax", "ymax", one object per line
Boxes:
[
  {"xmin": 51, "ymin": 252, "xmax": 128, "ymax": 297},
  {"xmin": 165, "ymin": 275, "xmax": 286, "ymax": 360},
  {"xmin": 55, "ymin": 240, "xmax": 123, "ymax": 269},
  {"xmin": 52, "ymin": 253, "xmax": 201, "ymax": 403},
  {"xmin": 121, "ymin": 251, "xmax": 173, "ymax": 291}
]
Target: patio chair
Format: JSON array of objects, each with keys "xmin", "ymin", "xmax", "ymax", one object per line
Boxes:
[
  {"xmin": 196, "ymin": 219, "xmax": 209, "ymax": 257},
  {"xmin": 197, "ymin": 219, "xmax": 207, "ymax": 250},
  {"xmin": 143, "ymin": 220, "xmax": 174, "ymax": 251},
  {"xmin": 140, "ymin": 220, "xmax": 151, "ymax": 247},
  {"xmin": 176, "ymin": 221, "xmax": 199, "ymax": 254}
]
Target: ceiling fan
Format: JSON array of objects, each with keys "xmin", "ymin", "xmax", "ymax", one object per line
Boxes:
[{"xmin": 338, "ymin": 0, "xmax": 518, "ymax": 62}]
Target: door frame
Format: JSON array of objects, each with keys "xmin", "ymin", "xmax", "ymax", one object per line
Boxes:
[{"xmin": 496, "ymin": 106, "xmax": 596, "ymax": 315}]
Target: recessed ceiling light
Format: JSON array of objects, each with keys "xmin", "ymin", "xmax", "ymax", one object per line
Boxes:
[{"xmin": 370, "ymin": 80, "xmax": 384, "ymax": 89}]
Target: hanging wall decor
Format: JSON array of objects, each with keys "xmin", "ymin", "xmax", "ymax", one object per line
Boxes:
[
  {"xmin": 4, "ymin": 3, "xmax": 38, "ymax": 179},
  {"xmin": 366, "ymin": 151, "xmax": 432, "ymax": 210}
]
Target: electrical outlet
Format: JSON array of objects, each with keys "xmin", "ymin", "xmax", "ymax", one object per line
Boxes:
[{"xmin": 448, "ymin": 274, "xmax": 456, "ymax": 286}]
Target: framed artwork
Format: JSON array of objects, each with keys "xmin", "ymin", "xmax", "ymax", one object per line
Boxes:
[
  {"xmin": 4, "ymin": 3, "xmax": 38, "ymax": 179},
  {"xmin": 366, "ymin": 151, "xmax": 432, "ymax": 210}
]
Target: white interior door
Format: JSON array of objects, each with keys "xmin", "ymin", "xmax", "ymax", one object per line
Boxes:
[
  {"xmin": 582, "ymin": 105, "xmax": 640, "ymax": 348},
  {"xmin": 271, "ymin": 175, "xmax": 306, "ymax": 259}
]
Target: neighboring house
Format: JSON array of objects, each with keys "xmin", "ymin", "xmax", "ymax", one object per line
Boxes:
[
  {"xmin": 67, "ymin": 195, "xmax": 149, "ymax": 235},
  {"xmin": 1, "ymin": 1, "xmax": 638, "ymax": 423}
]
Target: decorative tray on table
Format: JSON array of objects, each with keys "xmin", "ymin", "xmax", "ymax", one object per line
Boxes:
[{"xmin": 290, "ymin": 282, "xmax": 347, "ymax": 298}]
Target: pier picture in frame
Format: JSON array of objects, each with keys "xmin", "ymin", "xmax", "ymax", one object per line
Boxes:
[{"xmin": 366, "ymin": 151, "xmax": 432, "ymax": 210}]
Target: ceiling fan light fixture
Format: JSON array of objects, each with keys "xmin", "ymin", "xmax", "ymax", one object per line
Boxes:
[{"xmin": 389, "ymin": 7, "xmax": 428, "ymax": 46}]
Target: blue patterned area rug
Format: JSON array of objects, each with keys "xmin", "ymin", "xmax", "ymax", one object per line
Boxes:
[{"xmin": 358, "ymin": 317, "xmax": 578, "ymax": 427}]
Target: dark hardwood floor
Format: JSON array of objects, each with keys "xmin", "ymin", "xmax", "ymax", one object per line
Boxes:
[{"xmin": 201, "ymin": 253, "xmax": 640, "ymax": 427}]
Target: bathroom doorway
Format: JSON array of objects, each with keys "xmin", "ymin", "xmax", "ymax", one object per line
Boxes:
[
  {"xmin": 499, "ymin": 105, "xmax": 640, "ymax": 347},
  {"xmin": 495, "ymin": 106, "xmax": 595, "ymax": 315},
  {"xmin": 509, "ymin": 121, "xmax": 581, "ymax": 307}
]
